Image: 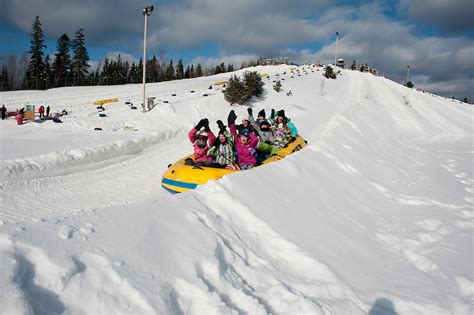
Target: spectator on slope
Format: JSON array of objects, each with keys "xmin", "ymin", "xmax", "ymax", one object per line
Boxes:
[
  {"xmin": 38, "ymin": 105, "xmax": 45, "ymax": 119},
  {"xmin": 207, "ymin": 120, "xmax": 236, "ymax": 168},
  {"xmin": 1, "ymin": 105, "xmax": 6, "ymax": 120},
  {"xmin": 46, "ymin": 105, "xmax": 50, "ymax": 117},
  {"xmin": 187, "ymin": 118, "xmax": 216, "ymax": 166},
  {"xmin": 228, "ymin": 110, "xmax": 259, "ymax": 170}
]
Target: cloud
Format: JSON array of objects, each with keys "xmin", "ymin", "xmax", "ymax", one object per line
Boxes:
[
  {"xmin": 398, "ymin": 0, "xmax": 474, "ymax": 34},
  {"xmin": 284, "ymin": 4, "xmax": 474, "ymax": 99}
]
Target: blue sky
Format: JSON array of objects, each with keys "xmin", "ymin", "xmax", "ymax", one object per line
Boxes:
[{"xmin": 1, "ymin": 0, "xmax": 473, "ymax": 99}]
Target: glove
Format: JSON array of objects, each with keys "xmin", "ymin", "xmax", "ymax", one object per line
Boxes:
[
  {"xmin": 228, "ymin": 110, "xmax": 237, "ymax": 125},
  {"xmin": 203, "ymin": 118, "xmax": 210, "ymax": 131},
  {"xmin": 271, "ymin": 109, "xmax": 275, "ymax": 119},
  {"xmin": 247, "ymin": 107, "xmax": 253, "ymax": 116},
  {"xmin": 195, "ymin": 119, "xmax": 205, "ymax": 130},
  {"xmin": 216, "ymin": 120, "xmax": 225, "ymax": 130}
]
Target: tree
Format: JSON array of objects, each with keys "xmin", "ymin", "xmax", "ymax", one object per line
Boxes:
[
  {"xmin": 52, "ymin": 34, "xmax": 71, "ymax": 87},
  {"xmin": 176, "ymin": 59, "xmax": 184, "ymax": 79},
  {"xmin": 184, "ymin": 65, "xmax": 190, "ymax": 79},
  {"xmin": 223, "ymin": 75, "xmax": 246, "ymax": 105},
  {"xmin": 44, "ymin": 55, "xmax": 52, "ymax": 88},
  {"xmin": 71, "ymin": 28, "xmax": 90, "ymax": 85},
  {"xmin": 223, "ymin": 71, "xmax": 264, "ymax": 105},
  {"xmin": 323, "ymin": 65, "xmax": 337, "ymax": 79},
  {"xmin": 227, "ymin": 64, "xmax": 234, "ymax": 72},
  {"xmin": 406, "ymin": 81, "xmax": 414, "ymax": 88},
  {"xmin": 243, "ymin": 71, "xmax": 264, "ymax": 98},
  {"xmin": 166, "ymin": 59, "xmax": 175, "ymax": 80},
  {"xmin": 196, "ymin": 63, "xmax": 203, "ymax": 77},
  {"xmin": 27, "ymin": 16, "xmax": 47, "ymax": 89},
  {"xmin": 190, "ymin": 64, "xmax": 195, "ymax": 78},
  {"xmin": 273, "ymin": 80, "xmax": 282, "ymax": 92},
  {"xmin": 1, "ymin": 66, "xmax": 11, "ymax": 91},
  {"xmin": 351, "ymin": 60, "xmax": 357, "ymax": 70},
  {"xmin": 462, "ymin": 97, "xmax": 468, "ymax": 103}
]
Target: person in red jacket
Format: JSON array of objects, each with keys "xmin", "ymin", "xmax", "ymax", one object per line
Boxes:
[
  {"xmin": 38, "ymin": 105, "xmax": 45, "ymax": 119},
  {"xmin": 187, "ymin": 118, "xmax": 216, "ymax": 166}
]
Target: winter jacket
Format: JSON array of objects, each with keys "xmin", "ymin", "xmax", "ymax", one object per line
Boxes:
[
  {"xmin": 188, "ymin": 128, "xmax": 216, "ymax": 163},
  {"xmin": 207, "ymin": 131, "xmax": 235, "ymax": 165},
  {"xmin": 273, "ymin": 123, "xmax": 292, "ymax": 148},
  {"xmin": 229, "ymin": 123, "xmax": 258, "ymax": 167},
  {"xmin": 287, "ymin": 120, "xmax": 298, "ymax": 136},
  {"xmin": 248, "ymin": 115, "xmax": 276, "ymax": 144},
  {"xmin": 38, "ymin": 106, "xmax": 44, "ymax": 113}
]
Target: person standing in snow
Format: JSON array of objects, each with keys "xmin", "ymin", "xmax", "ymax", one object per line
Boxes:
[
  {"xmin": 228, "ymin": 110, "xmax": 259, "ymax": 170},
  {"xmin": 46, "ymin": 105, "xmax": 50, "ymax": 117},
  {"xmin": 38, "ymin": 105, "xmax": 45, "ymax": 119},
  {"xmin": 1, "ymin": 105, "xmax": 6, "ymax": 120},
  {"xmin": 207, "ymin": 120, "xmax": 236, "ymax": 168},
  {"xmin": 187, "ymin": 118, "xmax": 216, "ymax": 166}
]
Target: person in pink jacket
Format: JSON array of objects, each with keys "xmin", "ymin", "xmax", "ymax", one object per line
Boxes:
[
  {"xmin": 228, "ymin": 110, "xmax": 259, "ymax": 169},
  {"xmin": 187, "ymin": 118, "xmax": 216, "ymax": 166}
]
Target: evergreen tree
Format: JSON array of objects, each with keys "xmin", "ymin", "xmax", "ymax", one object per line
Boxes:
[
  {"xmin": 184, "ymin": 65, "xmax": 190, "ymax": 79},
  {"xmin": 176, "ymin": 59, "xmax": 184, "ymax": 79},
  {"xmin": 52, "ymin": 34, "xmax": 71, "ymax": 87},
  {"xmin": 196, "ymin": 63, "xmax": 203, "ymax": 77},
  {"xmin": 223, "ymin": 75, "xmax": 246, "ymax": 105},
  {"xmin": 44, "ymin": 55, "xmax": 52, "ymax": 88},
  {"xmin": 147, "ymin": 55, "xmax": 158, "ymax": 82},
  {"xmin": 323, "ymin": 66, "xmax": 337, "ymax": 79},
  {"xmin": 351, "ymin": 60, "xmax": 357, "ymax": 70},
  {"xmin": 100, "ymin": 57, "xmax": 110, "ymax": 85},
  {"xmin": 462, "ymin": 97, "xmax": 468, "ymax": 103},
  {"xmin": 71, "ymin": 28, "xmax": 90, "ymax": 85},
  {"xmin": 166, "ymin": 59, "xmax": 175, "ymax": 80},
  {"xmin": 1, "ymin": 66, "xmax": 11, "ymax": 91},
  {"xmin": 190, "ymin": 65, "xmax": 195, "ymax": 78},
  {"xmin": 227, "ymin": 64, "xmax": 234, "ymax": 72},
  {"xmin": 137, "ymin": 58, "xmax": 143, "ymax": 83},
  {"xmin": 27, "ymin": 16, "xmax": 46, "ymax": 89},
  {"xmin": 243, "ymin": 71, "xmax": 264, "ymax": 98}
]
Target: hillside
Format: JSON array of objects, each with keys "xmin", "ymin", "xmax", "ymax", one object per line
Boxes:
[{"xmin": 0, "ymin": 65, "xmax": 472, "ymax": 314}]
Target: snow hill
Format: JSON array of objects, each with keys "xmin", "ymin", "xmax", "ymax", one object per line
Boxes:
[{"xmin": 0, "ymin": 65, "xmax": 472, "ymax": 314}]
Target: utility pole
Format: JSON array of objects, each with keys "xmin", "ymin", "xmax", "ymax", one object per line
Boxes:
[
  {"xmin": 142, "ymin": 5, "xmax": 154, "ymax": 112},
  {"xmin": 406, "ymin": 65, "xmax": 410, "ymax": 84},
  {"xmin": 334, "ymin": 32, "xmax": 339, "ymax": 66}
]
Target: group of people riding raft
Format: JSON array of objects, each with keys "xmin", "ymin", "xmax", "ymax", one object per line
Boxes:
[{"xmin": 188, "ymin": 108, "xmax": 298, "ymax": 170}]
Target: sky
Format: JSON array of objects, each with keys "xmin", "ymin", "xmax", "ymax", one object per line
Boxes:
[{"xmin": 0, "ymin": 0, "xmax": 473, "ymax": 99}]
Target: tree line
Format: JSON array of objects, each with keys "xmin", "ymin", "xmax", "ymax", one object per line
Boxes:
[{"xmin": 0, "ymin": 16, "xmax": 267, "ymax": 92}]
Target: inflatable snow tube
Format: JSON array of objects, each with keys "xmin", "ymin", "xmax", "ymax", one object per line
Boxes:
[{"xmin": 161, "ymin": 136, "xmax": 306, "ymax": 193}]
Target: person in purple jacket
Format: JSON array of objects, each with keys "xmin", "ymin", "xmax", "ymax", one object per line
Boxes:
[{"xmin": 228, "ymin": 110, "xmax": 259, "ymax": 170}]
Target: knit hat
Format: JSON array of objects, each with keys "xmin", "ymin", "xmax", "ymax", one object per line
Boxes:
[
  {"xmin": 277, "ymin": 110, "xmax": 285, "ymax": 118},
  {"xmin": 260, "ymin": 120, "xmax": 270, "ymax": 129},
  {"xmin": 257, "ymin": 109, "xmax": 266, "ymax": 119},
  {"xmin": 239, "ymin": 128, "xmax": 250, "ymax": 137}
]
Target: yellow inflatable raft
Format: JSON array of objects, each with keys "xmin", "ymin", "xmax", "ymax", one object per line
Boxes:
[{"xmin": 161, "ymin": 136, "xmax": 306, "ymax": 193}]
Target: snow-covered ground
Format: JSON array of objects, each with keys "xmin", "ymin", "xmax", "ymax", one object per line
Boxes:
[{"xmin": 0, "ymin": 65, "xmax": 472, "ymax": 314}]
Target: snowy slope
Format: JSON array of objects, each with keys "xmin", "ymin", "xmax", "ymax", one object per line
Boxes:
[{"xmin": 0, "ymin": 65, "xmax": 472, "ymax": 314}]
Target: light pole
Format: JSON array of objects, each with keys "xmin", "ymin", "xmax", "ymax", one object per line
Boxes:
[
  {"xmin": 406, "ymin": 65, "xmax": 410, "ymax": 85},
  {"xmin": 334, "ymin": 32, "xmax": 339, "ymax": 66},
  {"xmin": 142, "ymin": 5, "xmax": 154, "ymax": 112}
]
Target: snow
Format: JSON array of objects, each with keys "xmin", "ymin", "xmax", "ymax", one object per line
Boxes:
[{"xmin": 1, "ymin": 64, "xmax": 473, "ymax": 314}]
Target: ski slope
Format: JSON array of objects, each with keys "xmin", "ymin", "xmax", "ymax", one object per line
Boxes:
[{"xmin": 0, "ymin": 65, "xmax": 473, "ymax": 314}]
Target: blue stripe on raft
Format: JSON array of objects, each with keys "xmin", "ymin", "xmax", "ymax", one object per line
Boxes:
[
  {"xmin": 162, "ymin": 177, "xmax": 198, "ymax": 189},
  {"xmin": 161, "ymin": 185, "xmax": 181, "ymax": 194}
]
